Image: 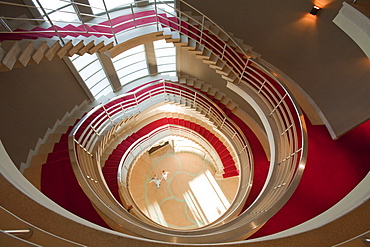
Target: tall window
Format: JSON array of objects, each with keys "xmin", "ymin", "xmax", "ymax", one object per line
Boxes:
[
  {"xmin": 70, "ymin": 53, "xmax": 113, "ymax": 100},
  {"xmin": 112, "ymin": 45, "xmax": 149, "ymax": 86},
  {"xmin": 33, "ymin": 0, "xmax": 78, "ymax": 22},
  {"xmin": 88, "ymin": 0, "xmax": 133, "ymax": 15},
  {"xmin": 154, "ymin": 39, "xmax": 176, "ymax": 76}
]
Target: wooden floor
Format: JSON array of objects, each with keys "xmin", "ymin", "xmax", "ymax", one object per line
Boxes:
[{"xmin": 129, "ymin": 144, "xmax": 239, "ymax": 230}]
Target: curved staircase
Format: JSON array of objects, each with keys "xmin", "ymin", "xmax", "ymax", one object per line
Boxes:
[{"xmin": 6, "ymin": 1, "xmax": 369, "ymax": 246}]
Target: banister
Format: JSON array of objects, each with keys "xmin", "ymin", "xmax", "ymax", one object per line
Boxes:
[{"xmin": 0, "ymin": 0, "xmax": 307, "ymax": 242}]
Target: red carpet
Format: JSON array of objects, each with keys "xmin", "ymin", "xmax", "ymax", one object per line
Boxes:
[
  {"xmin": 40, "ymin": 80, "xmax": 369, "ymax": 237},
  {"xmin": 249, "ymin": 117, "xmax": 370, "ymax": 238},
  {"xmin": 41, "ymin": 123, "xmax": 110, "ymax": 229}
]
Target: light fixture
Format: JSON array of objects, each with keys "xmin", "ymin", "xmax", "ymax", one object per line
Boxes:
[{"xmin": 310, "ymin": 5, "xmax": 321, "ymax": 15}]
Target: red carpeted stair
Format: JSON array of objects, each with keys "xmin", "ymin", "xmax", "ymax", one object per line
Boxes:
[
  {"xmin": 248, "ymin": 118, "xmax": 370, "ymax": 238},
  {"xmin": 41, "ymin": 120, "xmax": 110, "ymax": 229}
]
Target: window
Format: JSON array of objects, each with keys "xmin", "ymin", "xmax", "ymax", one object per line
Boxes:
[
  {"xmin": 34, "ymin": 0, "xmax": 78, "ymax": 23},
  {"xmin": 154, "ymin": 39, "xmax": 176, "ymax": 75},
  {"xmin": 88, "ymin": 0, "xmax": 134, "ymax": 15},
  {"xmin": 112, "ymin": 45, "xmax": 149, "ymax": 86},
  {"xmin": 70, "ymin": 53, "xmax": 113, "ymax": 100}
]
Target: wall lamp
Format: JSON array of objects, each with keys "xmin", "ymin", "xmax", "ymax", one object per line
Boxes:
[{"xmin": 310, "ymin": 5, "xmax": 321, "ymax": 15}]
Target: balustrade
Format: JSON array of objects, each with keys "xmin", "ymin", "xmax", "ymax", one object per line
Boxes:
[{"xmin": 0, "ymin": 0, "xmax": 307, "ymax": 242}]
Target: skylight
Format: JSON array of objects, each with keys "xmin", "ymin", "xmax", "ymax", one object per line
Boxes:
[
  {"xmin": 33, "ymin": 0, "xmax": 78, "ymax": 23},
  {"xmin": 70, "ymin": 53, "xmax": 113, "ymax": 100}
]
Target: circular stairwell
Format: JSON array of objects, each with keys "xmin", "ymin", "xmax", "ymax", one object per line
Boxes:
[{"xmin": 0, "ymin": 0, "xmax": 310, "ymax": 245}]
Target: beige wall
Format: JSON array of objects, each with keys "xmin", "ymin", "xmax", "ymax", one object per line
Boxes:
[
  {"xmin": 184, "ymin": 0, "xmax": 370, "ymax": 139},
  {"xmin": 0, "ymin": 59, "xmax": 88, "ymax": 167}
]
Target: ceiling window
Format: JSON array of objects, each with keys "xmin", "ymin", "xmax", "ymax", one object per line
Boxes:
[
  {"xmin": 70, "ymin": 53, "xmax": 113, "ymax": 100},
  {"xmin": 154, "ymin": 39, "xmax": 176, "ymax": 75},
  {"xmin": 33, "ymin": 0, "xmax": 78, "ymax": 23},
  {"xmin": 88, "ymin": 0, "xmax": 134, "ymax": 15},
  {"xmin": 112, "ymin": 45, "xmax": 149, "ymax": 86}
]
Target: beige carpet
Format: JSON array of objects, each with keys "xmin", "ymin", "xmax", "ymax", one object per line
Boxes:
[{"xmin": 129, "ymin": 145, "xmax": 239, "ymax": 229}]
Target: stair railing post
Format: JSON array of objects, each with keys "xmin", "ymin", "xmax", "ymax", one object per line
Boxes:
[
  {"xmin": 0, "ymin": 17, "xmax": 12, "ymax": 32},
  {"xmin": 130, "ymin": 3, "xmax": 137, "ymax": 28},
  {"xmin": 34, "ymin": 0, "xmax": 65, "ymax": 45},
  {"xmin": 163, "ymin": 80, "xmax": 167, "ymax": 101},
  {"xmin": 134, "ymin": 93, "xmax": 138, "ymax": 112},
  {"xmin": 220, "ymin": 43, "xmax": 227, "ymax": 60},
  {"xmin": 101, "ymin": 0, "xmax": 118, "ymax": 44},
  {"xmin": 154, "ymin": 0, "xmax": 159, "ymax": 31},
  {"xmin": 193, "ymin": 92, "xmax": 197, "ymax": 109},
  {"xmin": 102, "ymin": 104, "xmax": 114, "ymax": 125},
  {"xmin": 258, "ymin": 80, "xmax": 267, "ymax": 94},
  {"xmin": 199, "ymin": 15, "xmax": 205, "ymax": 46},
  {"xmin": 71, "ymin": 0, "xmax": 88, "ymax": 34},
  {"xmin": 238, "ymin": 60, "xmax": 249, "ymax": 84}
]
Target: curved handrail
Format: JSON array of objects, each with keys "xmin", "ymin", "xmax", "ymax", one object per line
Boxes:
[
  {"xmin": 68, "ymin": 80, "xmax": 254, "ymax": 236},
  {"xmin": 117, "ymin": 124, "xmax": 226, "ymax": 226},
  {"xmin": 0, "ymin": 0, "xmax": 307, "ymax": 242}
]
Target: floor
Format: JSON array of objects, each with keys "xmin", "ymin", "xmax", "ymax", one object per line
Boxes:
[{"xmin": 128, "ymin": 144, "xmax": 239, "ymax": 230}]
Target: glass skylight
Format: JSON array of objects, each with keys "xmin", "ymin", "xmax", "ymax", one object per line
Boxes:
[
  {"xmin": 112, "ymin": 45, "xmax": 149, "ymax": 86},
  {"xmin": 88, "ymin": 0, "xmax": 134, "ymax": 15},
  {"xmin": 34, "ymin": 0, "xmax": 78, "ymax": 23},
  {"xmin": 70, "ymin": 53, "xmax": 113, "ymax": 100},
  {"xmin": 154, "ymin": 39, "xmax": 176, "ymax": 74}
]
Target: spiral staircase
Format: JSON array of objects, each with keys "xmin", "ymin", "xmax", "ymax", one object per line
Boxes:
[{"xmin": 0, "ymin": 0, "xmax": 369, "ymax": 246}]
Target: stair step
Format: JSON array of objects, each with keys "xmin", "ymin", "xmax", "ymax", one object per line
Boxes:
[
  {"xmin": 195, "ymin": 48, "xmax": 211, "ymax": 60},
  {"xmin": 202, "ymin": 53, "xmax": 218, "ymax": 65},
  {"xmin": 216, "ymin": 65, "xmax": 231, "ymax": 76},
  {"xmin": 209, "ymin": 59, "xmax": 225, "ymax": 70},
  {"xmin": 1, "ymin": 42, "xmax": 22, "ymax": 70}
]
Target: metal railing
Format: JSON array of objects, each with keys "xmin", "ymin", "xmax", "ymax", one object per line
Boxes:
[
  {"xmin": 69, "ymin": 80, "xmax": 253, "ymax": 234},
  {"xmin": 0, "ymin": 0, "xmax": 307, "ymax": 243},
  {"xmin": 117, "ymin": 124, "xmax": 227, "ymax": 224}
]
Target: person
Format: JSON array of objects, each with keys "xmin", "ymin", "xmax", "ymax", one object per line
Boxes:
[
  {"xmin": 149, "ymin": 175, "xmax": 161, "ymax": 189},
  {"xmin": 161, "ymin": 170, "xmax": 170, "ymax": 180}
]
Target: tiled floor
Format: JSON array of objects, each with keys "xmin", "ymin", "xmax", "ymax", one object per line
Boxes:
[{"xmin": 129, "ymin": 144, "xmax": 239, "ymax": 229}]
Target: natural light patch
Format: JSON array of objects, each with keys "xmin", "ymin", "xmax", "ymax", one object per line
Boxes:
[
  {"xmin": 33, "ymin": 0, "xmax": 78, "ymax": 22},
  {"xmin": 186, "ymin": 170, "xmax": 230, "ymax": 226},
  {"xmin": 89, "ymin": 0, "xmax": 133, "ymax": 14},
  {"xmin": 184, "ymin": 191, "xmax": 207, "ymax": 226},
  {"xmin": 70, "ymin": 53, "xmax": 113, "ymax": 100},
  {"xmin": 154, "ymin": 39, "xmax": 176, "ymax": 74},
  {"xmin": 144, "ymin": 201, "xmax": 168, "ymax": 227},
  {"xmin": 112, "ymin": 45, "xmax": 148, "ymax": 86}
]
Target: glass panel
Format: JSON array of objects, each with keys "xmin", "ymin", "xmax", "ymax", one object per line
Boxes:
[
  {"xmin": 113, "ymin": 44, "xmax": 148, "ymax": 85},
  {"xmin": 69, "ymin": 53, "xmax": 114, "ymax": 100},
  {"xmin": 157, "ymin": 56, "xmax": 176, "ymax": 65},
  {"xmin": 89, "ymin": 0, "xmax": 133, "ymax": 14},
  {"xmin": 158, "ymin": 64, "xmax": 176, "ymax": 73},
  {"xmin": 155, "ymin": 48, "xmax": 176, "ymax": 57},
  {"xmin": 116, "ymin": 61, "xmax": 148, "ymax": 79},
  {"xmin": 79, "ymin": 60, "xmax": 102, "ymax": 79},
  {"xmin": 72, "ymin": 53, "xmax": 98, "ymax": 71},
  {"xmin": 113, "ymin": 52, "xmax": 146, "ymax": 68},
  {"xmin": 90, "ymin": 78, "xmax": 110, "ymax": 96},
  {"xmin": 85, "ymin": 70, "xmax": 106, "ymax": 88},
  {"xmin": 34, "ymin": 0, "xmax": 78, "ymax": 22},
  {"xmin": 153, "ymin": 39, "xmax": 174, "ymax": 49},
  {"xmin": 120, "ymin": 68, "xmax": 149, "ymax": 84},
  {"xmin": 95, "ymin": 85, "xmax": 113, "ymax": 99},
  {"xmin": 113, "ymin": 45, "xmax": 145, "ymax": 60},
  {"xmin": 154, "ymin": 39, "xmax": 176, "ymax": 74}
]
